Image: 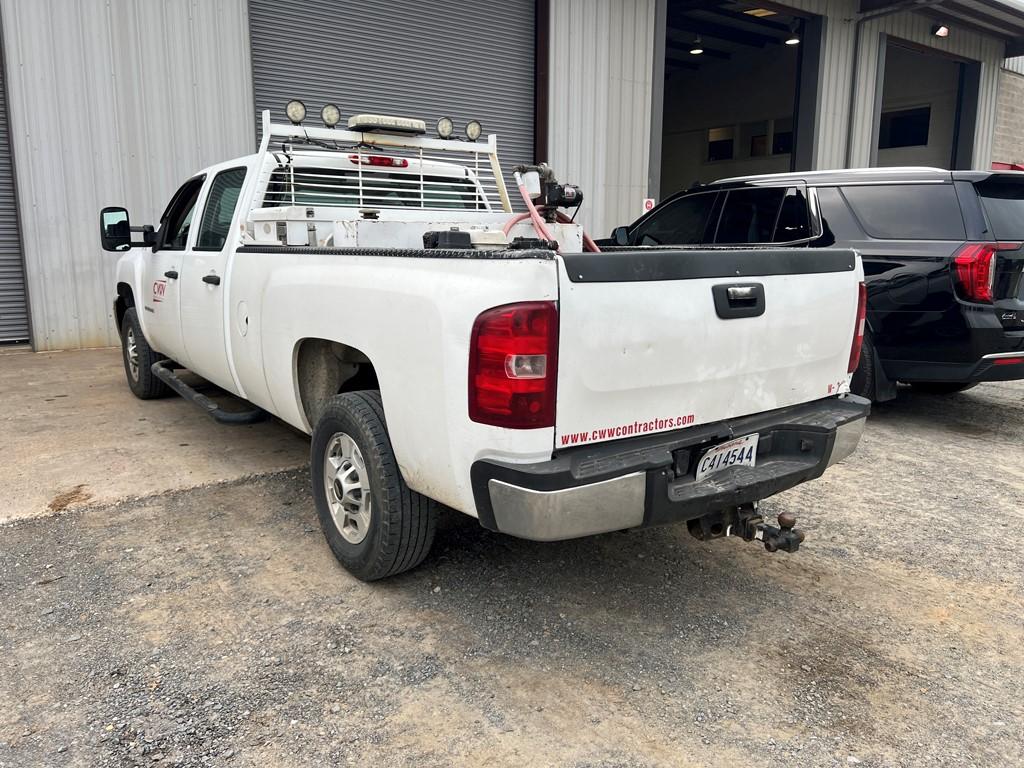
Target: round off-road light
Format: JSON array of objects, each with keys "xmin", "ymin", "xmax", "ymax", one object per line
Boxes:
[
  {"xmin": 465, "ymin": 120, "xmax": 482, "ymax": 141},
  {"xmin": 436, "ymin": 116, "xmax": 454, "ymax": 139},
  {"xmin": 285, "ymin": 99, "xmax": 306, "ymax": 125},
  {"xmin": 321, "ymin": 103, "xmax": 341, "ymax": 128}
]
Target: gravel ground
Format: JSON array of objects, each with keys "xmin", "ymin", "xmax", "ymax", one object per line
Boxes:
[{"xmin": 1, "ymin": 382, "xmax": 1022, "ymax": 767}]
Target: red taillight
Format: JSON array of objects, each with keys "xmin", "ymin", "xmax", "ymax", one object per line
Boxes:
[
  {"xmin": 993, "ymin": 357, "xmax": 1024, "ymax": 366},
  {"xmin": 848, "ymin": 281, "xmax": 867, "ymax": 374},
  {"xmin": 469, "ymin": 302, "xmax": 558, "ymax": 429},
  {"xmin": 348, "ymin": 153, "xmax": 409, "ymax": 168},
  {"xmin": 953, "ymin": 242, "xmax": 1021, "ymax": 303}
]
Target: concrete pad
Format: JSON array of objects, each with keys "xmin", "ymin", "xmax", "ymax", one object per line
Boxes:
[{"xmin": 0, "ymin": 347, "xmax": 309, "ymax": 522}]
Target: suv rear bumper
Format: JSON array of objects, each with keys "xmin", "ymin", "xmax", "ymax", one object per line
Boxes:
[
  {"xmin": 884, "ymin": 349, "xmax": 1024, "ymax": 384},
  {"xmin": 470, "ymin": 395, "xmax": 870, "ymax": 542}
]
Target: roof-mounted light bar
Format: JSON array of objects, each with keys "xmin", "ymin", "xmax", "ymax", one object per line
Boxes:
[{"xmin": 347, "ymin": 113, "xmax": 426, "ymax": 135}]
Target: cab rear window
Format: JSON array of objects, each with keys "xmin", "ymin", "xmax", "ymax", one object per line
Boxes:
[
  {"xmin": 974, "ymin": 177, "xmax": 1024, "ymax": 240},
  {"xmin": 841, "ymin": 184, "xmax": 965, "ymax": 240}
]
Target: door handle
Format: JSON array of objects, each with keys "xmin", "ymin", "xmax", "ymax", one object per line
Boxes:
[
  {"xmin": 202, "ymin": 274, "xmax": 221, "ymax": 286},
  {"xmin": 163, "ymin": 270, "xmax": 179, "ymax": 280}
]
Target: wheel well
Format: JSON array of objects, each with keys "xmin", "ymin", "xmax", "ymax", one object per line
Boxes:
[
  {"xmin": 114, "ymin": 283, "xmax": 135, "ymax": 335},
  {"xmin": 295, "ymin": 338, "xmax": 379, "ymax": 427}
]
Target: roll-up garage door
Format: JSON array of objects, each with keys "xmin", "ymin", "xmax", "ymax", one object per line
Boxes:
[
  {"xmin": 0, "ymin": 34, "xmax": 28, "ymax": 344},
  {"xmin": 248, "ymin": 0, "xmax": 536, "ymax": 204}
]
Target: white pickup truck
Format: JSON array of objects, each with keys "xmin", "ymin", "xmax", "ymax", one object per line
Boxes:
[{"xmin": 100, "ymin": 105, "xmax": 869, "ymax": 580}]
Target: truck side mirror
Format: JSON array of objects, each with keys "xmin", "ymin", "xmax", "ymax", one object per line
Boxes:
[
  {"xmin": 100, "ymin": 206, "xmax": 156, "ymax": 250},
  {"xmin": 612, "ymin": 226, "xmax": 629, "ymax": 246},
  {"xmin": 100, "ymin": 207, "xmax": 132, "ymax": 251}
]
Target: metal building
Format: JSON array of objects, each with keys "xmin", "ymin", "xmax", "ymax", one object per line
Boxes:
[{"xmin": 1, "ymin": 0, "xmax": 1023, "ymax": 351}]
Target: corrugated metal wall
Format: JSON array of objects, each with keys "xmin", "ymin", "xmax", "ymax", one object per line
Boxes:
[
  {"xmin": 0, "ymin": 0, "xmax": 253, "ymax": 351},
  {"xmin": 248, "ymin": 0, "xmax": 535, "ymax": 202},
  {"xmin": 0, "ymin": 11, "xmax": 26, "ymax": 344},
  {"xmin": 547, "ymin": 0, "xmax": 656, "ymax": 237},
  {"xmin": 782, "ymin": 0, "xmax": 1004, "ymax": 169}
]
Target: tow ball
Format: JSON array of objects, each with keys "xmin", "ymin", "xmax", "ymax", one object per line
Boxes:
[{"xmin": 686, "ymin": 503, "xmax": 806, "ymax": 554}]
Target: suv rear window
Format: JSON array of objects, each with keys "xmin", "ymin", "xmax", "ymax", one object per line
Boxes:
[
  {"xmin": 841, "ymin": 184, "xmax": 965, "ymax": 240},
  {"xmin": 974, "ymin": 177, "xmax": 1024, "ymax": 240}
]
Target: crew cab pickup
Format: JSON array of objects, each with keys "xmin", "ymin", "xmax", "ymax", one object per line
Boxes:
[{"xmin": 100, "ymin": 108, "xmax": 870, "ymax": 580}]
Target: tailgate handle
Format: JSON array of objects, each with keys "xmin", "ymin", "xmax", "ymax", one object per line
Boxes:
[
  {"xmin": 727, "ymin": 286, "xmax": 756, "ymax": 301},
  {"xmin": 713, "ymin": 283, "xmax": 765, "ymax": 319}
]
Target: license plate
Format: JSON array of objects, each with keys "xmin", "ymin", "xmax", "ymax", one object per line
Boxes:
[{"xmin": 695, "ymin": 433, "xmax": 759, "ymax": 481}]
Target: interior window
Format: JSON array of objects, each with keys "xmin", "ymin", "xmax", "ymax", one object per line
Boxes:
[
  {"xmin": 631, "ymin": 192, "xmax": 718, "ymax": 246},
  {"xmin": 197, "ymin": 168, "xmax": 247, "ymax": 250},
  {"xmin": 714, "ymin": 187, "xmax": 787, "ymax": 244},
  {"xmin": 878, "ymin": 107, "xmax": 930, "ymax": 149},
  {"xmin": 159, "ymin": 177, "xmax": 205, "ymax": 250},
  {"xmin": 773, "ymin": 188, "xmax": 811, "ymax": 242}
]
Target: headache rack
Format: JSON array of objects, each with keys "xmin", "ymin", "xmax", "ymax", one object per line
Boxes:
[{"xmin": 254, "ymin": 110, "xmax": 513, "ymax": 213}]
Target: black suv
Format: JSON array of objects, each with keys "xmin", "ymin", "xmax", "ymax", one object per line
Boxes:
[{"xmin": 603, "ymin": 168, "xmax": 1024, "ymax": 401}]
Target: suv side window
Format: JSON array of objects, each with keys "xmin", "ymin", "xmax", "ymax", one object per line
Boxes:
[
  {"xmin": 158, "ymin": 176, "xmax": 206, "ymax": 250},
  {"xmin": 714, "ymin": 187, "xmax": 788, "ymax": 244},
  {"xmin": 840, "ymin": 184, "xmax": 965, "ymax": 240},
  {"xmin": 631, "ymin": 192, "xmax": 719, "ymax": 245},
  {"xmin": 196, "ymin": 168, "xmax": 247, "ymax": 250}
]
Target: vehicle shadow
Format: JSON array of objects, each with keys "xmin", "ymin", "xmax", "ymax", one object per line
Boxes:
[{"xmin": 866, "ymin": 381, "xmax": 1024, "ymax": 441}]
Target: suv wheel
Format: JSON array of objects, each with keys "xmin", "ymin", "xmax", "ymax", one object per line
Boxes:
[
  {"xmin": 849, "ymin": 331, "xmax": 876, "ymax": 401},
  {"xmin": 311, "ymin": 391, "xmax": 437, "ymax": 581}
]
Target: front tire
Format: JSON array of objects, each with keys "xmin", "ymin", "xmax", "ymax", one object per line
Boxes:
[
  {"xmin": 311, "ymin": 391, "xmax": 437, "ymax": 581},
  {"xmin": 120, "ymin": 307, "xmax": 169, "ymax": 399}
]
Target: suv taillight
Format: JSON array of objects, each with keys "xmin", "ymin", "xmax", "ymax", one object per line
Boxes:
[
  {"xmin": 469, "ymin": 302, "xmax": 558, "ymax": 429},
  {"xmin": 953, "ymin": 242, "xmax": 1022, "ymax": 303},
  {"xmin": 848, "ymin": 282, "xmax": 867, "ymax": 374}
]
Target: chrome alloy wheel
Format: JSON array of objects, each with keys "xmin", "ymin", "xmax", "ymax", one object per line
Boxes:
[
  {"xmin": 126, "ymin": 326, "xmax": 140, "ymax": 382},
  {"xmin": 323, "ymin": 432, "xmax": 372, "ymax": 544}
]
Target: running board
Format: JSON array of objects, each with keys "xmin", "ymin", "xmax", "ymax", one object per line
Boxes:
[{"xmin": 151, "ymin": 361, "xmax": 267, "ymax": 425}]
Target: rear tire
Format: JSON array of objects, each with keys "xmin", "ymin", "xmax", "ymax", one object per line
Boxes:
[
  {"xmin": 311, "ymin": 391, "xmax": 437, "ymax": 581},
  {"xmin": 906, "ymin": 381, "xmax": 979, "ymax": 394},
  {"xmin": 849, "ymin": 331, "xmax": 876, "ymax": 400},
  {"xmin": 120, "ymin": 307, "xmax": 169, "ymax": 400}
]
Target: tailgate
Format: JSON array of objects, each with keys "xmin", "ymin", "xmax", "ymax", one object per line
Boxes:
[{"xmin": 555, "ymin": 248, "xmax": 863, "ymax": 448}]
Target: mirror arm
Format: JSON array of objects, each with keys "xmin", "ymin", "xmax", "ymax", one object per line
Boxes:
[{"xmin": 129, "ymin": 224, "xmax": 157, "ymax": 248}]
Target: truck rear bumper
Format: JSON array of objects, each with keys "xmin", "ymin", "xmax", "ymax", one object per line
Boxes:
[{"xmin": 470, "ymin": 395, "xmax": 870, "ymax": 542}]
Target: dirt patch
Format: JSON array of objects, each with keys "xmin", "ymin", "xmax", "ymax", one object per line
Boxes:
[{"xmin": 47, "ymin": 484, "xmax": 93, "ymax": 512}]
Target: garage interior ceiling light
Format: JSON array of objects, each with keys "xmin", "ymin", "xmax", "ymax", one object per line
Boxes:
[
  {"xmin": 743, "ymin": 8, "xmax": 777, "ymax": 17},
  {"xmin": 690, "ymin": 36, "xmax": 704, "ymax": 55},
  {"xmin": 785, "ymin": 22, "xmax": 800, "ymax": 45},
  {"xmin": 932, "ymin": 24, "xmax": 950, "ymax": 37}
]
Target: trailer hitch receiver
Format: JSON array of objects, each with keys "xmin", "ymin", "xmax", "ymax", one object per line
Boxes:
[{"xmin": 687, "ymin": 503, "xmax": 806, "ymax": 553}]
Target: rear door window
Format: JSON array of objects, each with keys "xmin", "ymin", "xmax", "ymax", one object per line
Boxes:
[
  {"xmin": 974, "ymin": 177, "xmax": 1024, "ymax": 240},
  {"xmin": 196, "ymin": 167, "xmax": 247, "ymax": 250},
  {"xmin": 714, "ymin": 187, "xmax": 787, "ymax": 244},
  {"xmin": 841, "ymin": 184, "xmax": 965, "ymax": 240},
  {"xmin": 631, "ymin": 192, "xmax": 719, "ymax": 245}
]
